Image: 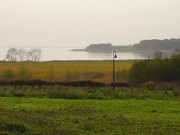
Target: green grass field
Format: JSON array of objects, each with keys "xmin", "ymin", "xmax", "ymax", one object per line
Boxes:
[
  {"xmin": 0, "ymin": 60, "xmax": 179, "ymax": 134},
  {"xmin": 0, "ymin": 97, "xmax": 180, "ymax": 134}
]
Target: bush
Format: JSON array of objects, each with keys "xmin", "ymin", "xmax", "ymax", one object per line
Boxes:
[
  {"xmin": 0, "ymin": 120, "xmax": 28, "ymax": 133},
  {"xmin": 129, "ymin": 54, "xmax": 180, "ymax": 83}
]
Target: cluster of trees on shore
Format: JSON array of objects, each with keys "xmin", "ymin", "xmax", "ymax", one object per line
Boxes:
[
  {"xmin": 133, "ymin": 38, "xmax": 180, "ymax": 51},
  {"xmin": 74, "ymin": 38, "xmax": 180, "ymax": 53},
  {"xmin": 84, "ymin": 43, "xmax": 113, "ymax": 52},
  {"xmin": 4, "ymin": 47, "xmax": 42, "ymax": 62},
  {"xmin": 129, "ymin": 49, "xmax": 180, "ymax": 83}
]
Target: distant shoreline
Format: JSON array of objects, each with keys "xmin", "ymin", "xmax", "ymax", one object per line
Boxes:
[
  {"xmin": 71, "ymin": 44, "xmax": 133, "ymax": 52},
  {"xmin": 71, "ymin": 38, "xmax": 180, "ymax": 53}
]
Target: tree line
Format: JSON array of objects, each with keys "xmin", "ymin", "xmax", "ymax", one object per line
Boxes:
[
  {"xmin": 129, "ymin": 49, "xmax": 180, "ymax": 83},
  {"xmin": 4, "ymin": 47, "xmax": 42, "ymax": 62},
  {"xmin": 133, "ymin": 38, "xmax": 180, "ymax": 51}
]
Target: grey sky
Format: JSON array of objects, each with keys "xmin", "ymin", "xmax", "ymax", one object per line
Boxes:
[{"xmin": 0, "ymin": 0, "xmax": 180, "ymax": 47}]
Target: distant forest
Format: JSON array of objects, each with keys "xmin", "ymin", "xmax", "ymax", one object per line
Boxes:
[{"xmin": 133, "ymin": 38, "xmax": 180, "ymax": 51}]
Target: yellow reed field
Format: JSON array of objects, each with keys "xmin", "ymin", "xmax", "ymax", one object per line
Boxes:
[{"xmin": 0, "ymin": 61, "xmax": 134, "ymax": 83}]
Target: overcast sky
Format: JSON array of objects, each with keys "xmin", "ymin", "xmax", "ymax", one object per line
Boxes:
[{"xmin": 0, "ymin": 0, "xmax": 180, "ymax": 48}]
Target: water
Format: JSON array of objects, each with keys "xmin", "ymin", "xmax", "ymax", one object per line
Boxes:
[{"xmin": 0, "ymin": 47, "xmax": 149, "ymax": 61}]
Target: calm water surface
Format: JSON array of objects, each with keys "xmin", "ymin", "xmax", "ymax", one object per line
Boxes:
[{"xmin": 0, "ymin": 47, "xmax": 149, "ymax": 61}]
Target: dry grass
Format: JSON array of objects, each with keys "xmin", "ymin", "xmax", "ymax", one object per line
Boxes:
[{"xmin": 0, "ymin": 61, "xmax": 133, "ymax": 83}]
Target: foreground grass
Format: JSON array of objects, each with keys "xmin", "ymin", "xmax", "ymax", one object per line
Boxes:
[
  {"xmin": 0, "ymin": 85, "xmax": 180, "ymax": 100},
  {"xmin": 0, "ymin": 97, "xmax": 180, "ymax": 134}
]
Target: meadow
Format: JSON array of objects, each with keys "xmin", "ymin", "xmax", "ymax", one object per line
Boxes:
[
  {"xmin": 0, "ymin": 84, "xmax": 179, "ymax": 134},
  {"xmin": 0, "ymin": 97, "xmax": 180, "ymax": 135},
  {"xmin": 0, "ymin": 60, "xmax": 180, "ymax": 134},
  {"xmin": 0, "ymin": 61, "xmax": 133, "ymax": 83}
]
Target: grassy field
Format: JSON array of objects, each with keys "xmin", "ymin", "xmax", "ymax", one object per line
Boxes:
[
  {"xmin": 0, "ymin": 85, "xmax": 180, "ymax": 100},
  {"xmin": 0, "ymin": 60, "xmax": 179, "ymax": 134},
  {"xmin": 0, "ymin": 61, "xmax": 133, "ymax": 83},
  {"xmin": 0, "ymin": 85, "xmax": 179, "ymax": 134},
  {"xmin": 0, "ymin": 97, "xmax": 180, "ymax": 134}
]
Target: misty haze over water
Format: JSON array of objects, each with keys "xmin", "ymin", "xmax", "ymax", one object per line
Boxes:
[{"xmin": 0, "ymin": 47, "xmax": 151, "ymax": 61}]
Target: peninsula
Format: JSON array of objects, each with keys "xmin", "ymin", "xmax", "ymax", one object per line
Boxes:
[
  {"xmin": 71, "ymin": 43, "xmax": 133, "ymax": 52},
  {"xmin": 71, "ymin": 38, "xmax": 180, "ymax": 53}
]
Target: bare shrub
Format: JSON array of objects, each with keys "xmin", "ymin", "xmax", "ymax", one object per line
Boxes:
[
  {"xmin": 17, "ymin": 48, "xmax": 27, "ymax": 62},
  {"xmin": 27, "ymin": 49, "xmax": 42, "ymax": 62},
  {"xmin": 5, "ymin": 47, "xmax": 18, "ymax": 61},
  {"xmin": 5, "ymin": 47, "xmax": 42, "ymax": 62}
]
